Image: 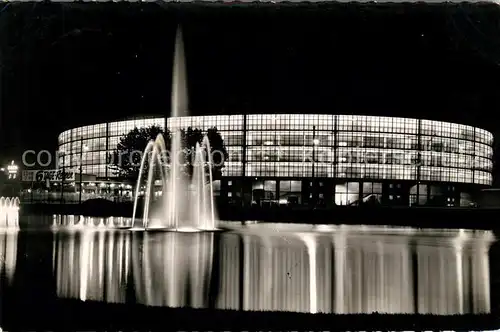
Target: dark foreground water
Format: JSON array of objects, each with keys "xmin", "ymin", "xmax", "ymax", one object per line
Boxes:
[{"xmin": 1, "ymin": 214, "xmax": 499, "ymax": 319}]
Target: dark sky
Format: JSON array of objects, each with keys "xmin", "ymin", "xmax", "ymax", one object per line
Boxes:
[{"xmin": 1, "ymin": 2, "xmax": 500, "ymax": 173}]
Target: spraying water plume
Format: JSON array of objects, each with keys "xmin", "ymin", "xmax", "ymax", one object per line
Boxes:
[{"xmin": 131, "ymin": 27, "xmax": 218, "ymax": 232}]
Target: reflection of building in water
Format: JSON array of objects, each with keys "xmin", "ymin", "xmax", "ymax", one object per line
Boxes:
[
  {"xmin": 215, "ymin": 229, "xmax": 494, "ymax": 314},
  {"xmin": 53, "ymin": 230, "xmax": 131, "ymax": 303},
  {"xmin": 217, "ymin": 233, "xmax": 329, "ymax": 313},
  {"xmin": 416, "ymin": 232, "xmax": 492, "ymax": 314},
  {"xmin": 334, "ymin": 232, "xmax": 414, "ymax": 313},
  {"xmin": 131, "ymin": 232, "xmax": 214, "ymax": 308},
  {"xmin": 51, "ymin": 225, "xmax": 494, "ymax": 315},
  {"xmin": 0, "ymin": 230, "xmax": 18, "ymax": 284}
]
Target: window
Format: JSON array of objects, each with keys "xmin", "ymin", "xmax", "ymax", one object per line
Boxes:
[{"xmin": 335, "ymin": 182, "xmax": 359, "ymax": 206}]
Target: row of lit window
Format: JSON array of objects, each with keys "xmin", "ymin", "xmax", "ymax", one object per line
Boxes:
[
  {"xmin": 232, "ymin": 163, "xmax": 491, "ymax": 184},
  {"xmin": 81, "ymin": 165, "xmax": 109, "ymax": 178},
  {"xmin": 59, "ymin": 127, "xmax": 493, "ymax": 163},
  {"xmin": 59, "ymin": 143, "xmax": 493, "ymax": 176},
  {"xmin": 243, "ymin": 131, "xmax": 488, "ymax": 154},
  {"xmin": 202, "ymin": 114, "xmax": 490, "ymax": 143},
  {"xmin": 59, "ymin": 115, "xmax": 493, "ymax": 146},
  {"xmin": 55, "ymin": 166, "xmax": 492, "ymax": 191},
  {"xmin": 59, "ymin": 119, "xmax": 165, "ymax": 144},
  {"xmin": 337, "ymin": 116, "xmax": 418, "ymax": 134},
  {"xmin": 59, "ymin": 148, "xmax": 493, "ymax": 175},
  {"xmin": 168, "ymin": 115, "xmax": 244, "ymax": 131},
  {"xmin": 420, "ymin": 120, "xmax": 475, "ymax": 140},
  {"xmin": 70, "ymin": 159, "xmax": 491, "ymax": 185},
  {"xmin": 58, "ymin": 122, "xmax": 107, "ymax": 143},
  {"xmin": 245, "ymin": 147, "xmax": 485, "ymax": 168},
  {"xmin": 59, "ymin": 136, "xmax": 492, "ymax": 165},
  {"xmin": 335, "ymin": 182, "xmax": 383, "ymax": 194},
  {"xmin": 59, "ymin": 146, "xmax": 492, "ymax": 168},
  {"xmin": 61, "ymin": 132, "xmax": 492, "ymax": 160},
  {"xmin": 246, "ymin": 180, "xmax": 464, "ymax": 196},
  {"xmin": 222, "ymin": 162, "xmax": 243, "ymax": 177}
]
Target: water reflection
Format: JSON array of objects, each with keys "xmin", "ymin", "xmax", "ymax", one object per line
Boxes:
[
  {"xmin": 51, "ymin": 224, "xmax": 495, "ymax": 314},
  {"xmin": 54, "ymin": 229, "xmax": 131, "ymax": 302},
  {"xmin": 0, "ymin": 230, "xmax": 18, "ymax": 284},
  {"xmin": 131, "ymin": 232, "xmax": 214, "ymax": 307}
]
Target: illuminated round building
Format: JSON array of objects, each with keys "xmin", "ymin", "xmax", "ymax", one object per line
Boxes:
[{"xmin": 58, "ymin": 114, "xmax": 493, "ymax": 207}]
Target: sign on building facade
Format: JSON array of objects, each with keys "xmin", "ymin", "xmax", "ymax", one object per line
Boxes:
[{"xmin": 22, "ymin": 169, "xmax": 76, "ymax": 182}]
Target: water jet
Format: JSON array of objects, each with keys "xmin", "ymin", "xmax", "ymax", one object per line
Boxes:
[{"xmin": 131, "ymin": 27, "xmax": 219, "ymax": 232}]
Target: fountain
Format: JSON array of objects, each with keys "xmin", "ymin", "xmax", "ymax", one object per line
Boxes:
[
  {"xmin": 131, "ymin": 133, "xmax": 218, "ymax": 231},
  {"xmin": 0, "ymin": 197, "xmax": 20, "ymax": 229},
  {"xmin": 131, "ymin": 27, "xmax": 218, "ymax": 232}
]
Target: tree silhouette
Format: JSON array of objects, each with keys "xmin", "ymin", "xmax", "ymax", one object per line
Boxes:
[
  {"xmin": 109, "ymin": 125, "xmax": 228, "ymax": 181},
  {"xmin": 181, "ymin": 127, "xmax": 229, "ymax": 180},
  {"xmin": 108, "ymin": 125, "xmax": 166, "ymax": 181}
]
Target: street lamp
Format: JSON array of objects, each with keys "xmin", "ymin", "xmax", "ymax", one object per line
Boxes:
[
  {"xmin": 79, "ymin": 141, "xmax": 89, "ymax": 204},
  {"xmin": 7, "ymin": 161, "xmax": 18, "ymax": 179}
]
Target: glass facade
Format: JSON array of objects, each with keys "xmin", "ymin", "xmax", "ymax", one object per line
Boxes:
[
  {"xmin": 58, "ymin": 114, "xmax": 494, "ymax": 187},
  {"xmin": 58, "ymin": 118, "xmax": 164, "ymax": 178},
  {"xmin": 169, "ymin": 114, "xmax": 493, "ymax": 186}
]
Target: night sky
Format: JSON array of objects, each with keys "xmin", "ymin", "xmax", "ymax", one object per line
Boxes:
[{"xmin": 1, "ymin": 2, "xmax": 500, "ymax": 179}]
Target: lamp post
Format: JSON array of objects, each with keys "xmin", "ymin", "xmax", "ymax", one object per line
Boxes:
[
  {"xmin": 6, "ymin": 160, "xmax": 19, "ymax": 198},
  {"xmin": 7, "ymin": 161, "xmax": 18, "ymax": 180},
  {"xmin": 79, "ymin": 140, "xmax": 88, "ymax": 205}
]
